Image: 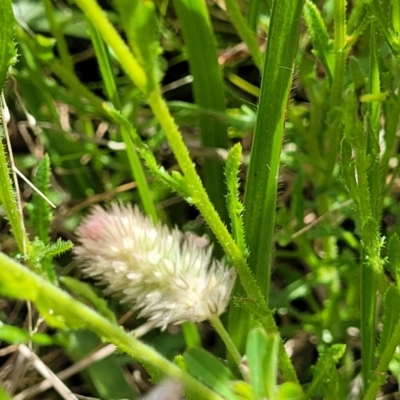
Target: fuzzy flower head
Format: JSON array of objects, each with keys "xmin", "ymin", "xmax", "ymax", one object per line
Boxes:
[{"xmin": 74, "ymin": 203, "xmax": 236, "ymax": 329}]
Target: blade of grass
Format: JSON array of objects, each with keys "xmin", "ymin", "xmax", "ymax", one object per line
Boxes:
[
  {"xmin": 228, "ymin": 0, "xmax": 302, "ymax": 364},
  {"xmin": 172, "ymin": 0, "xmax": 229, "ymax": 224},
  {"xmin": 224, "ymin": 0, "xmax": 262, "ymax": 69},
  {"xmin": 0, "ymin": 0, "xmax": 17, "ymax": 90},
  {"xmin": 87, "ymin": 22, "xmax": 158, "ymax": 222},
  {"xmin": 42, "ymin": 0, "xmax": 74, "ymax": 73},
  {"xmin": 242, "ymin": 0, "xmax": 303, "ymax": 301}
]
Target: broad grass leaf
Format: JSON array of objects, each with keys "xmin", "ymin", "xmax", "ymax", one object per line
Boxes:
[{"xmin": 184, "ymin": 347, "xmax": 235, "ymax": 400}]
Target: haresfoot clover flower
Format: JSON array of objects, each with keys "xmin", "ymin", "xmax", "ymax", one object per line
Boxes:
[{"xmin": 74, "ymin": 203, "xmax": 236, "ymax": 329}]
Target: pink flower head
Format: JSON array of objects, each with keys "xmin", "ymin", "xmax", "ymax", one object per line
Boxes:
[{"xmin": 74, "ymin": 203, "xmax": 236, "ymax": 329}]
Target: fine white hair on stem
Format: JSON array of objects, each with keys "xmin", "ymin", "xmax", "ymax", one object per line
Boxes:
[{"xmin": 74, "ymin": 203, "xmax": 236, "ymax": 330}]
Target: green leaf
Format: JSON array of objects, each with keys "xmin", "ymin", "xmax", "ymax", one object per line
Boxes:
[
  {"xmin": 27, "ymin": 154, "xmax": 52, "ymax": 244},
  {"xmin": 40, "ymin": 238, "xmax": 74, "ymax": 259},
  {"xmin": 26, "ymin": 237, "xmax": 73, "ymax": 283},
  {"xmin": 304, "ymin": 0, "xmax": 334, "ymax": 82},
  {"xmin": 246, "ymin": 328, "xmax": 280, "ymax": 400},
  {"xmin": 305, "ymin": 344, "xmax": 346, "ymax": 399},
  {"xmin": 230, "ymin": 381, "xmax": 254, "ymax": 400},
  {"xmin": 388, "ymin": 234, "xmax": 400, "ymax": 284},
  {"xmin": 68, "ymin": 330, "xmax": 137, "ymax": 399},
  {"xmin": 225, "ymin": 143, "xmax": 248, "ymax": 259},
  {"xmin": 0, "ymin": 0, "xmax": 17, "ymax": 90},
  {"xmin": 61, "ymin": 276, "xmax": 117, "ymax": 324},
  {"xmin": 114, "ymin": 0, "xmax": 161, "ymax": 93},
  {"xmin": 172, "ymin": 0, "xmax": 230, "ymax": 224},
  {"xmin": 243, "ymin": 0, "xmax": 302, "ymax": 302},
  {"xmin": 349, "ymin": 57, "xmax": 366, "ymax": 93},
  {"xmin": 184, "ymin": 347, "xmax": 235, "ymax": 400},
  {"xmin": 276, "ymin": 382, "xmax": 304, "ymax": 400},
  {"xmin": 378, "ymin": 286, "xmax": 400, "ymax": 356}
]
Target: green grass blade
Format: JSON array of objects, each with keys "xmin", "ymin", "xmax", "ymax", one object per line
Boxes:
[
  {"xmin": 224, "ymin": 0, "xmax": 262, "ymax": 69},
  {"xmin": 87, "ymin": 22, "xmax": 158, "ymax": 221},
  {"xmin": 247, "ymin": 0, "xmax": 259, "ymax": 33},
  {"xmin": 68, "ymin": 331, "xmax": 138, "ymax": 399},
  {"xmin": 0, "ymin": 0, "xmax": 17, "ymax": 90},
  {"xmin": 172, "ymin": 0, "xmax": 229, "ymax": 223},
  {"xmin": 243, "ymin": 0, "xmax": 303, "ymax": 301},
  {"xmin": 27, "ymin": 154, "xmax": 52, "ymax": 244},
  {"xmin": 42, "ymin": 0, "xmax": 74, "ymax": 72},
  {"xmin": 86, "ymin": 22, "xmax": 119, "ymax": 106}
]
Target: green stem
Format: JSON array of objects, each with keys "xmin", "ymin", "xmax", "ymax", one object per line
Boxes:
[
  {"xmin": 325, "ymin": 0, "xmax": 347, "ymax": 178},
  {"xmin": 361, "ymin": 253, "xmax": 377, "ymax": 392},
  {"xmin": 364, "ymin": 317, "xmax": 400, "ymax": 400},
  {"xmin": 120, "ymin": 127, "xmax": 158, "ymax": 222},
  {"xmin": 182, "ymin": 322, "xmax": 201, "ymax": 347},
  {"xmin": 0, "ymin": 252, "xmax": 223, "ymax": 400},
  {"xmin": 361, "ymin": 20, "xmax": 381, "ymax": 392},
  {"xmin": 210, "ymin": 317, "xmax": 242, "ymax": 366},
  {"xmin": 0, "ymin": 103, "xmax": 30, "ymax": 255},
  {"xmin": 72, "ymin": 0, "xmax": 148, "ymax": 94}
]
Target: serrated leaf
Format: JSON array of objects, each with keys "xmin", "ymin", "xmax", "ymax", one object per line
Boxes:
[
  {"xmin": 0, "ymin": 0, "xmax": 17, "ymax": 90},
  {"xmin": 61, "ymin": 276, "xmax": 117, "ymax": 324},
  {"xmin": 184, "ymin": 347, "xmax": 235, "ymax": 400},
  {"xmin": 225, "ymin": 143, "xmax": 248, "ymax": 258},
  {"xmin": 26, "ymin": 238, "xmax": 72, "ymax": 284},
  {"xmin": 304, "ymin": 0, "xmax": 334, "ymax": 82},
  {"xmin": 378, "ymin": 286, "xmax": 400, "ymax": 356},
  {"xmin": 305, "ymin": 344, "xmax": 346, "ymax": 399},
  {"xmin": 41, "ymin": 238, "xmax": 73, "ymax": 260}
]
